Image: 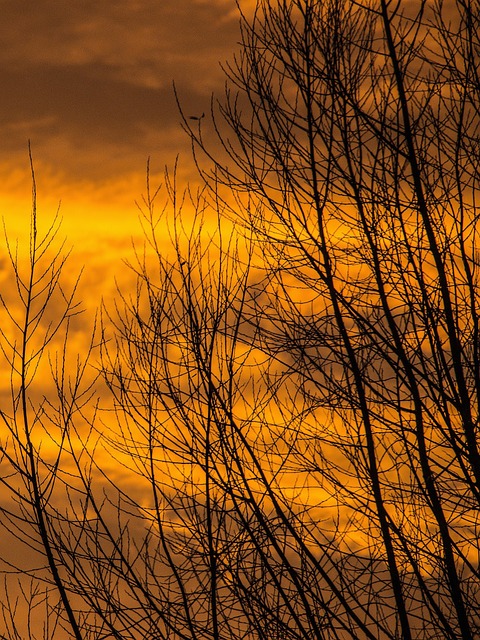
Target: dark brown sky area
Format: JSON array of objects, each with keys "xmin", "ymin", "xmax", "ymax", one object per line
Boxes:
[{"xmin": 0, "ymin": 0, "xmax": 240, "ymax": 182}]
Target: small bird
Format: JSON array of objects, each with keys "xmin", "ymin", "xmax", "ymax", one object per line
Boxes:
[{"xmin": 189, "ymin": 112, "xmax": 205, "ymax": 121}]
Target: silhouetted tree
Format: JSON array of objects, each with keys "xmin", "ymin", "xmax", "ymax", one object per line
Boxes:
[
  {"xmin": 1, "ymin": 1, "xmax": 480, "ymax": 639},
  {"xmin": 183, "ymin": 0, "xmax": 480, "ymax": 637},
  {"xmin": 0, "ymin": 150, "xmax": 95, "ymax": 640}
]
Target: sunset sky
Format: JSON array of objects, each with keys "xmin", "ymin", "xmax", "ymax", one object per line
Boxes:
[
  {"xmin": 1, "ymin": 3, "xmax": 478, "ymax": 637},
  {"xmin": 0, "ymin": 0, "xmax": 243, "ymax": 300}
]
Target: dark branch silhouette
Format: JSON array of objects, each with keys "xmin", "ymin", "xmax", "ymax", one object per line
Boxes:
[{"xmin": 1, "ymin": 1, "xmax": 480, "ymax": 638}]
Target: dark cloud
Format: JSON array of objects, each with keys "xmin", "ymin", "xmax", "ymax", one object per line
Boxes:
[
  {"xmin": 0, "ymin": 64, "xmax": 178, "ymax": 138},
  {"xmin": 0, "ymin": 62, "xmax": 202, "ymax": 177},
  {"xmin": 0, "ymin": 0, "xmax": 239, "ymax": 180}
]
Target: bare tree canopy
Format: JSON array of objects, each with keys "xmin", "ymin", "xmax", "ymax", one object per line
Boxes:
[{"xmin": 1, "ymin": 1, "xmax": 480, "ymax": 639}]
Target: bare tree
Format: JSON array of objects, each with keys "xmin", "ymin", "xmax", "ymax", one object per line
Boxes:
[
  {"xmin": 2, "ymin": 1, "xmax": 480, "ymax": 639},
  {"xmin": 0, "ymin": 149, "xmax": 96, "ymax": 640},
  {"xmin": 183, "ymin": 0, "xmax": 480, "ymax": 638}
]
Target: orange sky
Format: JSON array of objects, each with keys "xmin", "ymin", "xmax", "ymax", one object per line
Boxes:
[
  {"xmin": 0, "ymin": 0, "xmax": 244, "ymax": 293},
  {"xmin": 0, "ymin": 4, "xmax": 254, "ymax": 470},
  {"xmin": 0, "ymin": 7, "xmax": 245, "ymax": 604}
]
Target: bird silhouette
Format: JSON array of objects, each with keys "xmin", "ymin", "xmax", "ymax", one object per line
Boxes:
[{"xmin": 189, "ymin": 112, "xmax": 205, "ymax": 121}]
